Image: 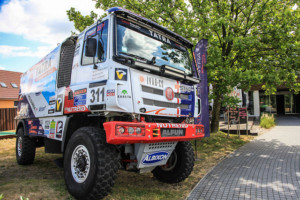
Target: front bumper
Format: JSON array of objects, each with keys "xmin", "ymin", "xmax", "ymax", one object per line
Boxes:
[{"xmin": 103, "ymin": 121, "xmax": 204, "ymax": 144}]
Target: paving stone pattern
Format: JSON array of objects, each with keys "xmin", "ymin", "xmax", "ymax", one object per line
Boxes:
[{"xmin": 188, "ymin": 117, "xmax": 300, "ymax": 200}]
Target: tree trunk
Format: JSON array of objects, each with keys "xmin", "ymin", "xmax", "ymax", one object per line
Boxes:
[{"xmin": 210, "ymin": 92, "xmax": 222, "ymax": 133}]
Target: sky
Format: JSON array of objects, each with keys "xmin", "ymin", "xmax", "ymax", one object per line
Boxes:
[{"xmin": 0, "ymin": 0, "xmax": 104, "ymax": 73}]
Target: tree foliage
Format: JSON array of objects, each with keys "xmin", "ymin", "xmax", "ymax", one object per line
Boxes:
[{"xmin": 67, "ymin": 0, "xmax": 299, "ymax": 132}]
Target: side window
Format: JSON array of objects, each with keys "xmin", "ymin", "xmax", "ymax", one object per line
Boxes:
[{"xmin": 82, "ymin": 20, "xmax": 108, "ymax": 65}]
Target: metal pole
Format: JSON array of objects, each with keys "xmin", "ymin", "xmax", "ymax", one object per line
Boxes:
[
  {"xmin": 246, "ymin": 110, "xmax": 249, "ymax": 135},
  {"xmin": 194, "ymin": 140, "xmax": 197, "ymax": 159},
  {"xmin": 227, "ymin": 107, "xmax": 230, "ymax": 137},
  {"xmin": 238, "ymin": 108, "xmax": 241, "ymax": 138}
]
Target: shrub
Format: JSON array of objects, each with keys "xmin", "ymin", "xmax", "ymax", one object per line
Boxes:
[{"xmin": 260, "ymin": 113, "xmax": 275, "ymax": 129}]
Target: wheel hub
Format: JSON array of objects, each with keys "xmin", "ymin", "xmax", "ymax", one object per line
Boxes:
[
  {"xmin": 76, "ymin": 156, "xmax": 87, "ymax": 171},
  {"xmin": 160, "ymin": 151, "xmax": 177, "ymax": 171},
  {"xmin": 71, "ymin": 145, "xmax": 91, "ymax": 183},
  {"xmin": 17, "ymin": 137, "xmax": 22, "ymax": 157}
]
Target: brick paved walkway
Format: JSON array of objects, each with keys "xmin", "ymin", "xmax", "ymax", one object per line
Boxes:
[{"xmin": 188, "ymin": 116, "xmax": 300, "ymax": 200}]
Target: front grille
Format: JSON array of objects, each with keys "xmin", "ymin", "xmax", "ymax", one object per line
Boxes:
[
  {"xmin": 142, "ymin": 85, "xmax": 189, "ymax": 100},
  {"xmin": 175, "ymin": 93, "xmax": 189, "ymax": 99},
  {"xmin": 143, "ymin": 98, "xmax": 189, "ymax": 109},
  {"xmin": 144, "ymin": 142, "xmax": 177, "ymax": 152},
  {"xmin": 141, "ymin": 85, "xmax": 163, "ymax": 95}
]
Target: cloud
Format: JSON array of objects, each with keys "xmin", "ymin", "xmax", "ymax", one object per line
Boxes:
[
  {"xmin": 0, "ymin": 66, "xmax": 5, "ymax": 70},
  {"xmin": 0, "ymin": 0, "xmax": 104, "ymax": 46},
  {"xmin": 0, "ymin": 45, "xmax": 53, "ymax": 57}
]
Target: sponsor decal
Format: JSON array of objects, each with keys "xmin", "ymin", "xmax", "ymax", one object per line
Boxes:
[
  {"xmin": 39, "ymin": 106, "xmax": 46, "ymax": 112},
  {"xmin": 161, "ymin": 128, "xmax": 185, "ymax": 137},
  {"xmin": 106, "ymin": 89, "xmax": 115, "ymax": 96},
  {"xmin": 56, "ymin": 121, "xmax": 63, "ymax": 138},
  {"xmin": 44, "ymin": 130, "xmax": 50, "ymax": 135},
  {"xmin": 139, "ymin": 76, "xmax": 144, "ymax": 83},
  {"xmin": 56, "ymin": 95, "xmax": 63, "ymax": 112},
  {"xmin": 64, "ymin": 105, "xmax": 88, "ymax": 113},
  {"xmin": 149, "ymin": 30, "xmax": 171, "ymax": 45},
  {"xmin": 121, "ymin": 90, "xmax": 128, "ymax": 95},
  {"xmin": 29, "ymin": 130, "xmax": 37, "ymax": 134},
  {"xmin": 115, "ymin": 68, "xmax": 127, "ymax": 81},
  {"xmin": 49, "ymin": 120, "xmax": 56, "ymax": 139},
  {"xmin": 49, "ymin": 96, "xmax": 56, "ymax": 105},
  {"xmin": 45, "ymin": 121, "xmax": 50, "ymax": 129},
  {"xmin": 118, "ymin": 94, "xmax": 131, "ymax": 98},
  {"xmin": 156, "ymin": 123, "xmax": 189, "ymax": 128},
  {"xmin": 145, "ymin": 108, "xmax": 189, "ymax": 117},
  {"xmin": 147, "ymin": 76, "xmax": 163, "ymax": 88},
  {"xmin": 29, "ymin": 124, "xmax": 38, "ymax": 134},
  {"xmin": 74, "ymin": 94, "xmax": 87, "ymax": 106},
  {"xmin": 180, "ymin": 85, "xmax": 193, "ymax": 93},
  {"xmin": 49, "ymin": 100, "xmax": 56, "ymax": 105},
  {"xmin": 165, "ymin": 87, "xmax": 174, "ymax": 101},
  {"xmin": 35, "ymin": 92, "xmax": 42, "ymax": 96},
  {"xmin": 74, "ymin": 88, "xmax": 87, "ymax": 96},
  {"xmin": 48, "ymin": 109, "xmax": 55, "ymax": 114},
  {"xmin": 117, "ymin": 89, "xmax": 131, "ymax": 98},
  {"xmin": 38, "ymin": 130, "xmax": 44, "ymax": 135},
  {"xmin": 142, "ymin": 152, "xmax": 169, "ymax": 165}
]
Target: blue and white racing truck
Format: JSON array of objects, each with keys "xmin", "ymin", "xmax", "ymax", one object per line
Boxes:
[{"xmin": 15, "ymin": 7, "xmax": 204, "ymax": 199}]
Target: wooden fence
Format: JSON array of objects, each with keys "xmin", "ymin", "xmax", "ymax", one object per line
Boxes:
[{"xmin": 0, "ymin": 108, "xmax": 17, "ymax": 131}]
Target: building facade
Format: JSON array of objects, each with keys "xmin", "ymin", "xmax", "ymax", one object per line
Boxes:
[
  {"xmin": 249, "ymin": 85, "xmax": 300, "ymax": 117},
  {"xmin": 0, "ymin": 70, "xmax": 22, "ymax": 108}
]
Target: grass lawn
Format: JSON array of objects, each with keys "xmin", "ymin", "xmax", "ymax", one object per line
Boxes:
[{"xmin": 0, "ymin": 132, "xmax": 253, "ymax": 200}]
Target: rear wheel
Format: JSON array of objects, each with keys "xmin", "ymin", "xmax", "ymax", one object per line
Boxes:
[
  {"xmin": 64, "ymin": 127, "xmax": 119, "ymax": 200},
  {"xmin": 152, "ymin": 141, "xmax": 194, "ymax": 183},
  {"xmin": 16, "ymin": 127, "xmax": 36, "ymax": 165}
]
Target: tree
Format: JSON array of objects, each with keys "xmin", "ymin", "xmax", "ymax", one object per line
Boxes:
[{"xmin": 67, "ymin": 0, "xmax": 299, "ymax": 133}]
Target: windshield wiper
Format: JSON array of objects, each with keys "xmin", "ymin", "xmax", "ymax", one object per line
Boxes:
[{"xmin": 118, "ymin": 52, "xmax": 153, "ymax": 64}]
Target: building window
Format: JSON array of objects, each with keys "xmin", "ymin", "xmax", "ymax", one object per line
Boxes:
[
  {"xmin": 11, "ymin": 83, "xmax": 18, "ymax": 88},
  {"xmin": 14, "ymin": 101, "xmax": 19, "ymax": 107},
  {"xmin": 0, "ymin": 82, "xmax": 7, "ymax": 88}
]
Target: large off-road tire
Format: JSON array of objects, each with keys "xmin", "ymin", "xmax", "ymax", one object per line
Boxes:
[
  {"xmin": 152, "ymin": 141, "xmax": 195, "ymax": 183},
  {"xmin": 16, "ymin": 127, "xmax": 36, "ymax": 165},
  {"xmin": 64, "ymin": 127, "xmax": 119, "ymax": 200}
]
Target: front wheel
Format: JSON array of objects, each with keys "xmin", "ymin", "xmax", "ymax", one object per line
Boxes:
[
  {"xmin": 64, "ymin": 127, "xmax": 119, "ymax": 200},
  {"xmin": 152, "ymin": 141, "xmax": 195, "ymax": 183},
  {"xmin": 16, "ymin": 128, "xmax": 36, "ymax": 165}
]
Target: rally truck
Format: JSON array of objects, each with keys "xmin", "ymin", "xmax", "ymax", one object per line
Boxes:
[{"xmin": 15, "ymin": 7, "xmax": 204, "ymax": 200}]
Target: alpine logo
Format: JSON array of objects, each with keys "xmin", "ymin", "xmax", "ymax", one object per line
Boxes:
[{"xmin": 142, "ymin": 152, "xmax": 169, "ymax": 165}]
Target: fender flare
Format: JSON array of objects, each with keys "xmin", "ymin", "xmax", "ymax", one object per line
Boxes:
[
  {"xmin": 61, "ymin": 115, "xmax": 73, "ymax": 152},
  {"xmin": 16, "ymin": 119, "xmax": 28, "ymax": 136}
]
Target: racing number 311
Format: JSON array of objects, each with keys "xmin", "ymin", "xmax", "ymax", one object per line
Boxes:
[{"xmin": 90, "ymin": 87, "xmax": 104, "ymax": 103}]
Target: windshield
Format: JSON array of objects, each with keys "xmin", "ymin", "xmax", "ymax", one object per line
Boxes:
[{"xmin": 116, "ymin": 18, "xmax": 192, "ymax": 75}]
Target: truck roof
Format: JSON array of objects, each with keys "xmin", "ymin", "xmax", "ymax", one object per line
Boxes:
[{"xmin": 107, "ymin": 7, "xmax": 193, "ymax": 48}]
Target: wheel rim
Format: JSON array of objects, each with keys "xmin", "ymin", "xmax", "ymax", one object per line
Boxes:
[
  {"xmin": 160, "ymin": 151, "xmax": 177, "ymax": 171},
  {"xmin": 17, "ymin": 137, "xmax": 22, "ymax": 157},
  {"xmin": 71, "ymin": 145, "xmax": 91, "ymax": 183}
]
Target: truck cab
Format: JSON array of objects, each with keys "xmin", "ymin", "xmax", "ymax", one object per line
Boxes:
[{"xmin": 15, "ymin": 7, "xmax": 205, "ymax": 200}]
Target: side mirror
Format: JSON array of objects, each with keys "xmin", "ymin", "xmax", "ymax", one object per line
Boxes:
[
  {"xmin": 85, "ymin": 38, "xmax": 97, "ymax": 57},
  {"xmin": 97, "ymin": 41, "xmax": 104, "ymax": 60}
]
